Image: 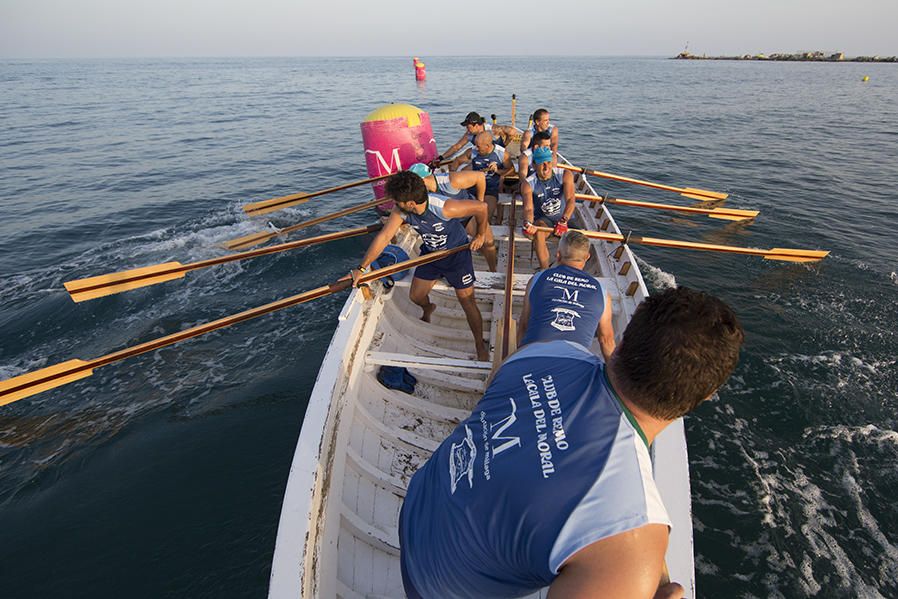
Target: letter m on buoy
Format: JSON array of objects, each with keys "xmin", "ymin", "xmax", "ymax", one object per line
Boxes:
[{"xmin": 365, "ymin": 147, "xmax": 403, "ymax": 175}]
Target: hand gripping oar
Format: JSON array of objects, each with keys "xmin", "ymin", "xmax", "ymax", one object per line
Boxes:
[
  {"xmin": 558, "ymin": 163, "xmax": 728, "ymax": 201},
  {"xmin": 575, "ymin": 193, "xmax": 758, "ymax": 222},
  {"xmin": 225, "ymin": 196, "xmax": 393, "ymax": 251},
  {"xmin": 532, "ymin": 226, "xmax": 829, "ymax": 262},
  {"xmin": 242, "ymin": 173, "xmax": 393, "ymax": 217},
  {"xmin": 65, "ymin": 223, "xmax": 384, "ymax": 303},
  {"xmin": 1, "ymin": 244, "xmax": 470, "ymax": 406}
]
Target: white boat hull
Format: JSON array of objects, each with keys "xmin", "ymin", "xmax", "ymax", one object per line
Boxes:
[{"xmin": 269, "ymin": 155, "xmax": 696, "ymax": 598}]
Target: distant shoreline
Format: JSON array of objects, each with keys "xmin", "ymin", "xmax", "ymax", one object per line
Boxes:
[{"xmin": 673, "ymin": 51, "xmax": 897, "ymax": 63}]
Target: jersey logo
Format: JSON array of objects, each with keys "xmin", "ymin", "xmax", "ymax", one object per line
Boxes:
[
  {"xmin": 542, "ymin": 197, "xmax": 562, "ymax": 215},
  {"xmin": 550, "ymin": 307, "xmax": 581, "ymax": 332},
  {"xmin": 490, "ymin": 398, "xmax": 522, "ymax": 457},
  {"xmin": 421, "ymin": 233, "xmax": 448, "ymax": 249},
  {"xmin": 432, "ymin": 222, "xmax": 445, "ymax": 232},
  {"xmin": 556, "ymin": 287, "xmax": 580, "ymax": 303},
  {"xmin": 449, "ymin": 425, "xmax": 477, "ymax": 494}
]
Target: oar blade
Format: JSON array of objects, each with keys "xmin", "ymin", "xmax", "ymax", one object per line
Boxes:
[
  {"xmin": 243, "ymin": 193, "xmax": 310, "ymax": 216},
  {"xmin": 65, "ymin": 262, "xmax": 186, "ymax": 303},
  {"xmin": 222, "ymin": 231, "xmax": 276, "ymax": 251},
  {"xmin": 707, "ymin": 209, "xmax": 759, "ymax": 222},
  {"xmin": 764, "ymin": 249, "xmax": 830, "ymax": 262},
  {"xmin": 681, "ymin": 187, "xmax": 729, "ymax": 201},
  {"xmin": 0, "ymin": 359, "xmax": 94, "ymax": 406}
]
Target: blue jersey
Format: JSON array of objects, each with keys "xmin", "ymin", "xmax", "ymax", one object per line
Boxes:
[
  {"xmin": 402, "ymin": 194, "xmax": 470, "ymax": 254},
  {"xmin": 528, "ymin": 123, "xmax": 555, "ymax": 148},
  {"xmin": 400, "ymin": 341, "xmax": 670, "ymax": 599},
  {"xmin": 520, "ymin": 265, "xmax": 605, "ymax": 349},
  {"xmin": 434, "ymin": 172, "xmax": 473, "ymax": 200},
  {"xmin": 471, "ymin": 144, "xmax": 506, "ymax": 196},
  {"xmin": 527, "ymin": 167, "xmax": 566, "ymax": 223}
]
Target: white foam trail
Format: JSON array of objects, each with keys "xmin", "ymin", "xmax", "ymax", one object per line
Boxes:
[{"xmin": 635, "ymin": 256, "xmax": 677, "ymax": 290}]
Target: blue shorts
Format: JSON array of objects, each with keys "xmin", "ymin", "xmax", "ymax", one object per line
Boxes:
[{"xmin": 414, "ymin": 248, "xmax": 475, "ymax": 289}]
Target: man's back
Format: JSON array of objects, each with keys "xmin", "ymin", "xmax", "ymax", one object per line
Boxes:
[{"xmin": 399, "ymin": 341, "xmax": 670, "ymax": 599}]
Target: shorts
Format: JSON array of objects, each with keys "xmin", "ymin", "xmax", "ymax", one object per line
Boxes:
[{"xmin": 414, "ymin": 248, "xmax": 475, "ymax": 289}]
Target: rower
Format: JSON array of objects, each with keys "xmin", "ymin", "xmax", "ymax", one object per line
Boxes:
[
  {"xmin": 517, "ymin": 129, "xmax": 553, "ymax": 180},
  {"xmin": 399, "ymin": 287, "xmax": 744, "ymax": 599},
  {"xmin": 352, "ymin": 171, "xmax": 491, "ymax": 361},
  {"xmin": 408, "ymin": 163, "xmax": 498, "ymax": 271},
  {"xmin": 521, "ymin": 146, "xmax": 577, "ymax": 269},
  {"xmin": 435, "ymin": 111, "xmax": 516, "ymax": 166},
  {"xmin": 517, "ymin": 230, "xmax": 615, "ymax": 361},
  {"xmin": 519, "ymin": 107, "xmax": 559, "ymax": 162},
  {"xmin": 450, "ymin": 131, "xmax": 516, "ymax": 222}
]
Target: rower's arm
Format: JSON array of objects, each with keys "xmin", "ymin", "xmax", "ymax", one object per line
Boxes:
[
  {"xmin": 450, "ymin": 149, "xmax": 472, "ymax": 172},
  {"xmin": 450, "ymin": 170, "xmax": 486, "ymax": 203},
  {"xmin": 358, "ymin": 210, "xmax": 405, "ymax": 271},
  {"xmin": 551, "ymin": 127, "xmax": 559, "ymax": 162},
  {"xmin": 500, "ymin": 151, "xmax": 516, "ymax": 176},
  {"xmin": 442, "ymin": 199, "xmax": 488, "ymax": 240},
  {"xmin": 518, "ymin": 152, "xmax": 530, "ymax": 181},
  {"xmin": 547, "ymin": 524, "xmax": 673, "ymax": 599},
  {"xmin": 521, "ymin": 180, "xmax": 535, "ymax": 225},
  {"xmin": 440, "ymin": 133, "xmax": 470, "ymax": 161},
  {"xmin": 596, "ymin": 290, "xmax": 616, "ymax": 362},
  {"xmin": 520, "ymin": 129, "xmax": 533, "ymax": 154},
  {"xmin": 561, "ymin": 170, "xmax": 577, "ymax": 222}
]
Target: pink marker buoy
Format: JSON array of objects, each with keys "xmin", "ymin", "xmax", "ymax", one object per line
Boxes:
[
  {"xmin": 413, "ymin": 56, "xmax": 427, "ymax": 81},
  {"xmin": 360, "ymin": 104, "xmax": 437, "ymax": 212}
]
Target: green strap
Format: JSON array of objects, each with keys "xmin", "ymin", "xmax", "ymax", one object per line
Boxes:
[{"xmin": 603, "ymin": 369, "xmax": 650, "ymax": 449}]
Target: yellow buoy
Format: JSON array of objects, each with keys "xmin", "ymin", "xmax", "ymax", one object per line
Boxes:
[{"xmin": 862, "ymin": 75, "xmax": 870, "ymax": 82}]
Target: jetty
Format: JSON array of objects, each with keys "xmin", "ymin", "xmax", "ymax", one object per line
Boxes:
[{"xmin": 673, "ymin": 50, "xmax": 897, "ymax": 63}]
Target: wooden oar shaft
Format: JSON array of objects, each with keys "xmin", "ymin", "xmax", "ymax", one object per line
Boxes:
[
  {"xmin": 574, "ymin": 193, "xmax": 756, "ymax": 218},
  {"xmin": 501, "ymin": 191, "xmax": 517, "ymax": 360},
  {"xmin": 243, "ymin": 173, "xmax": 393, "ymax": 216},
  {"xmin": 2, "ymin": 244, "xmax": 471, "ymax": 406},
  {"xmin": 225, "ymin": 197, "xmax": 393, "ymax": 250},
  {"xmin": 532, "ymin": 226, "xmax": 828, "ymax": 261},
  {"xmin": 559, "ymin": 163, "xmax": 727, "ymax": 200},
  {"xmin": 65, "ymin": 224, "xmax": 383, "ymax": 301}
]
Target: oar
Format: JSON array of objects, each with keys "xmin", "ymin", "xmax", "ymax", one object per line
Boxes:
[
  {"xmin": 558, "ymin": 163, "xmax": 728, "ymax": 201},
  {"xmin": 532, "ymin": 226, "xmax": 829, "ymax": 262},
  {"xmin": 242, "ymin": 173, "xmax": 393, "ymax": 217},
  {"xmin": 575, "ymin": 193, "xmax": 758, "ymax": 222},
  {"xmin": 65, "ymin": 223, "xmax": 384, "ymax": 303},
  {"xmin": 500, "ymin": 177, "xmax": 518, "ymax": 361},
  {"xmin": 242, "ymin": 159, "xmax": 455, "ymax": 217},
  {"xmin": 1, "ymin": 244, "xmax": 470, "ymax": 406},
  {"xmin": 225, "ymin": 196, "xmax": 392, "ymax": 251}
]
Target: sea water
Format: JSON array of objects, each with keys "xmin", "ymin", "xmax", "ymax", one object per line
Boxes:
[{"xmin": 1, "ymin": 57, "xmax": 896, "ymax": 598}]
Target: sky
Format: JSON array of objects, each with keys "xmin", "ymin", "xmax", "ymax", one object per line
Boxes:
[{"xmin": 1, "ymin": 0, "xmax": 897, "ymax": 58}]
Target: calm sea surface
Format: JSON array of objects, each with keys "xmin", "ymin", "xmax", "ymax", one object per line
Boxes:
[{"xmin": 1, "ymin": 57, "xmax": 896, "ymax": 598}]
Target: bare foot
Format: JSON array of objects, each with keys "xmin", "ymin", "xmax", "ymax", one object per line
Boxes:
[
  {"xmin": 421, "ymin": 302, "xmax": 437, "ymax": 322},
  {"xmin": 476, "ymin": 342, "xmax": 490, "ymax": 362}
]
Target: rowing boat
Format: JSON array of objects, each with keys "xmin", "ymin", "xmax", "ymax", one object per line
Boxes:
[{"xmin": 267, "ymin": 151, "xmax": 697, "ymax": 598}]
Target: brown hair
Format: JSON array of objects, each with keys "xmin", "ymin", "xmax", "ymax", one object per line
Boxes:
[
  {"xmin": 386, "ymin": 171, "xmax": 428, "ymax": 205},
  {"xmin": 612, "ymin": 287, "xmax": 743, "ymax": 420}
]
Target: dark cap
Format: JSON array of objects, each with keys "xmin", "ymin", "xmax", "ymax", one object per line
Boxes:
[{"xmin": 460, "ymin": 111, "xmax": 485, "ymax": 126}]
